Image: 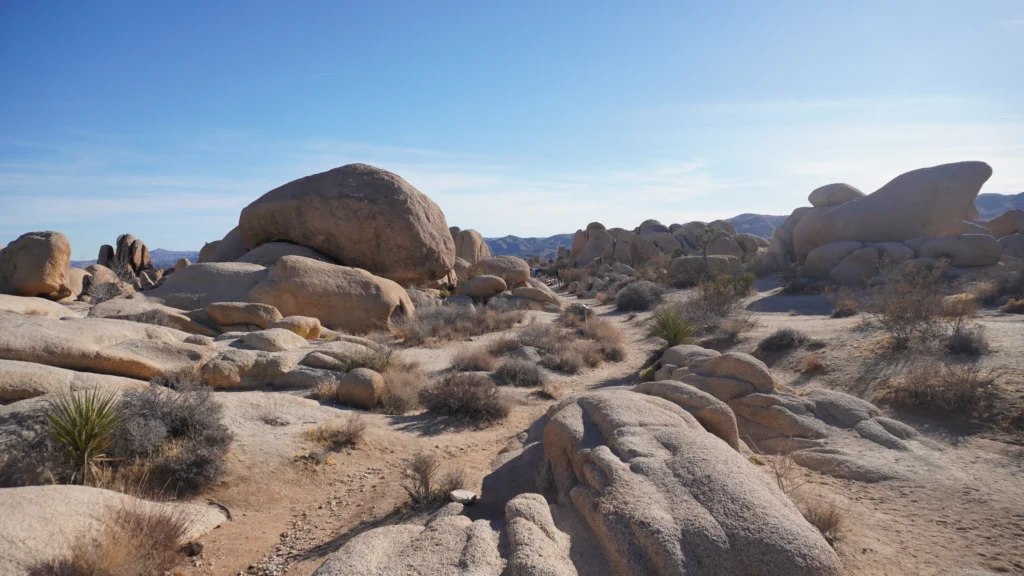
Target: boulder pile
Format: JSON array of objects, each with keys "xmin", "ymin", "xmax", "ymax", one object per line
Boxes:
[{"xmin": 758, "ymin": 161, "xmax": 1021, "ymax": 284}]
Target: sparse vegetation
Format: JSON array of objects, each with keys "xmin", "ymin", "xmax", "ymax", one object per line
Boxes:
[
  {"xmin": 487, "ymin": 335, "xmax": 522, "ymax": 356},
  {"xmin": 378, "ymin": 370, "xmax": 425, "ymax": 415},
  {"xmin": 830, "ymin": 288, "xmax": 859, "ymax": 318},
  {"xmin": 868, "ymin": 260, "xmax": 946, "ymax": 349},
  {"xmin": 802, "ymin": 352, "xmax": 826, "ymax": 373},
  {"xmin": 395, "ymin": 306, "xmax": 524, "ymax": 346},
  {"xmin": 312, "ymin": 380, "xmax": 338, "ymax": 402},
  {"xmin": 419, "ymin": 373, "xmax": 511, "ymax": 423},
  {"xmin": 540, "ymin": 348, "xmax": 585, "ymax": 374},
  {"xmin": 494, "ymin": 358, "xmax": 546, "ymax": 388},
  {"xmin": 799, "ymin": 496, "xmax": 846, "ymax": 546},
  {"xmin": 890, "ymin": 360, "xmax": 998, "ymax": 419},
  {"xmin": 401, "ymin": 452, "xmax": 468, "ymax": 508},
  {"xmin": 1000, "ymin": 298, "xmax": 1024, "ymax": 314},
  {"xmin": 28, "ymin": 505, "xmax": 195, "ymax": 576},
  {"xmin": 758, "ymin": 328, "xmax": 809, "ymax": 352},
  {"xmin": 303, "ymin": 416, "xmax": 367, "ymax": 451},
  {"xmin": 449, "ymin": 347, "xmax": 498, "ymax": 372},
  {"xmin": 615, "ymin": 280, "xmax": 665, "ymax": 311}
]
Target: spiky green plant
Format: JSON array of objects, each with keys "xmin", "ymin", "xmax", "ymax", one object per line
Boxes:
[
  {"xmin": 45, "ymin": 390, "xmax": 121, "ymax": 485},
  {"xmin": 649, "ymin": 308, "xmax": 696, "ymax": 347}
]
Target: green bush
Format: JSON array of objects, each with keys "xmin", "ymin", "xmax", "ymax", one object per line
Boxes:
[
  {"xmin": 649, "ymin": 307, "xmax": 695, "ymax": 346},
  {"xmin": 45, "ymin": 390, "xmax": 121, "ymax": 485}
]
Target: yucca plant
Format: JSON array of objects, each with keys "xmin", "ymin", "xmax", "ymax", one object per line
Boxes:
[
  {"xmin": 649, "ymin": 307, "xmax": 695, "ymax": 347},
  {"xmin": 46, "ymin": 390, "xmax": 121, "ymax": 485}
]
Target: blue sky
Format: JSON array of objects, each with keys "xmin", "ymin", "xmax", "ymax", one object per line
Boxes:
[{"xmin": 1, "ymin": 0, "xmax": 1022, "ymax": 258}]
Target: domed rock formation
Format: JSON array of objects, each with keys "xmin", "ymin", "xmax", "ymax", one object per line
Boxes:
[
  {"xmin": 238, "ymin": 163, "xmax": 456, "ymax": 284},
  {"xmin": 0, "ymin": 231, "xmax": 71, "ymax": 300}
]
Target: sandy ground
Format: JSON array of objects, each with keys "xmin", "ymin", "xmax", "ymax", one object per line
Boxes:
[{"xmin": 177, "ymin": 286, "xmax": 1024, "ymax": 576}]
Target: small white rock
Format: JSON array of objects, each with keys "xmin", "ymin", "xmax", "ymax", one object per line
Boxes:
[{"xmin": 449, "ymin": 489, "xmax": 478, "ymax": 504}]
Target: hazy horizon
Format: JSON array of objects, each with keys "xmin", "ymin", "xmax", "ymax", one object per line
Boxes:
[{"xmin": 3, "ymin": 1, "xmax": 1023, "ymax": 259}]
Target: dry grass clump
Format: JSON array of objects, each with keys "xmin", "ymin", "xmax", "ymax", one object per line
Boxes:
[
  {"xmin": 941, "ymin": 296, "xmax": 988, "ymax": 357},
  {"xmin": 799, "ymin": 496, "xmax": 846, "ymax": 546},
  {"xmin": 379, "ymin": 370, "xmax": 426, "ymax": 415},
  {"xmin": 395, "ymin": 306, "xmax": 524, "ymax": 346},
  {"xmin": 487, "ymin": 335, "xmax": 523, "ymax": 356},
  {"xmin": 303, "ymin": 416, "xmax": 367, "ymax": 451},
  {"xmin": 494, "ymin": 358, "xmax": 546, "ymax": 388},
  {"xmin": 615, "ymin": 280, "xmax": 665, "ymax": 311},
  {"xmin": 633, "ymin": 254, "xmax": 672, "ymax": 286},
  {"xmin": 890, "ymin": 361, "xmax": 998, "ymax": 419},
  {"xmin": 449, "ymin": 347, "xmax": 498, "ymax": 372},
  {"xmin": 868, "ymin": 260, "xmax": 946, "ymax": 349},
  {"xmin": 1000, "ymin": 298, "xmax": 1024, "ymax": 314},
  {"xmin": 541, "ymin": 348, "xmax": 585, "ymax": 374},
  {"xmin": 758, "ymin": 327, "xmax": 810, "ymax": 353},
  {"xmin": 830, "ymin": 288, "xmax": 859, "ymax": 318},
  {"xmin": 28, "ymin": 505, "xmax": 195, "ymax": 576},
  {"xmin": 668, "ymin": 275, "xmax": 757, "ymax": 344},
  {"xmin": 419, "ymin": 373, "xmax": 511, "ymax": 423},
  {"xmin": 312, "ymin": 380, "xmax": 338, "ymax": 402},
  {"xmin": 560, "ymin": 314, "xmax": 626, "ymax": 361},
  {"xmin": 517, "ymin": 322, "xmax": 564, "ymax": 351},
  {"xmin": 401, "ymin": 452, "xmax": 468, "ymax": 508},
  {"xmin": 802, "ymin": 352, "xmax": 826, "ymax": 373}
]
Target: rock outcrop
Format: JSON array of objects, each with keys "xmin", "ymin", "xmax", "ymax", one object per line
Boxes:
[
  {"xmin": 239, "ymin": 164, "xmax": 456, "ymax": 284},
  {"xmin": 453, "ymin": 228, "xmax": 492, "ymax": 264},
  {"xmin": 0, "ymin": 231, "xmax": 71, "ymax": 300}
]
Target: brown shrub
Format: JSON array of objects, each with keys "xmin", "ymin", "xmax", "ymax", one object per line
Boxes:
[
  {"xmin": 487, "ymin": 335, "xmax": 522, "ymax": 356},
  {"xmin": 798, "ymin": 496, "xmax": 846, "ymax": 546},
  {"xmin": 540, "ymin": 349, "xmax": 585, "ymax": 374},
  {"xmin": 560, "ymin": 313, "xmax": 626, "ymax": 362},
  {"xmin": 802, "ymin": 352, "xmax": 826, "ymax": 373},
  {"xmin": 868, "ymin": 260, "xmax": 946, "ymax": 349},
  {"xmin": 1000, "ymin": 298, "xmax": 1024, "ymax": 314},
  {"xmin": 758, "ymin": 328, "xmax": 809, "ymax": 352},
  {"xmin": 830, "ymin": 288, "xmax": 859, "ymax": 318},
  {"xmin": 401, "ymin": 452, "xmax": 468, "ymax": 508},
  {"xmin": 312, "ymin": 380, "xmax": 338, "ymax": 402},
  {"xmin": 891, "ymin": 361, "xmax": 998, "ymax": 418},
  {"xmin": 494, "ymin": 359, "xmax": 546, "ymax": 388},
  {"xmin": 449, "ymin": 348, "xmax": 498, "ymax": 372},
  {"xmin": 419, "ymin": 373, "xmax": 511, "ymax": 423},
  {"xmin": 396, "ymin": 306, "xmax": 524, "ymax": 346},
  {"xmin": 517, "ymin": 322, "xmax": 565, "ymax": 351},
  {"xmin": 28, "ymin": 505, "xmax": 194, "ymax": 576},
  {"xmin": 378, "ymin": 371, "xmax": 425, "ymax": 415},
  {"xmin": 303, "ymin": 416, "xmax": 367, "ymax": 451}
]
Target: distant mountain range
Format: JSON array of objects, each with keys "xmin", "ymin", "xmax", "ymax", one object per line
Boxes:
[
  {"xmin": 69, "ymin": 193, "xmax": 1024, "ymax": 266},
  {"xmin": 975, "ymin": 192, "xmax": 1024, "ymax": 221}
]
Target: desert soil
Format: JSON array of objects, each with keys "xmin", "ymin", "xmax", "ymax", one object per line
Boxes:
[{"xmin": 181, "ymin": 284, "xmax": 1024, "ymax": 576}]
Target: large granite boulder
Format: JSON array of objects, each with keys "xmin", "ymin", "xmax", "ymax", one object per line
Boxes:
[
  {"xmin": 249, "ymin": 255, "xmax": 414, "ymax": 333},
  {"xmin": 146, "ymin": 262, "xmax": 269, "ymax": 309},
  {"xmin": 234, "ymin": 241, "xmax": 336, "ymax": 267},
  {"xmin": 470, "ymin": 256, "xmax": 531, "ymax": 286},
  {"xmin": 453, "ymin": 228, "xmax": 492, "ymax": 264},
  {"xmin": 986, "ymin": 209, "xmax": 1024, "ymax": 239},
  {"xmin": 238, "ymin": 164, "xmax": 456, "ymax": 284},
  {"xmin": 792, "ymin": 162, "xmax": 993, "ymax": 262},
  {"xmin": 0, "ymin": 231, "xmax": 71, "ymax": 300},
  {"xmin": 808, "ymin": 183, "xmax": 866, "ymax": 207},
  {"xmin": 197, "ymin": 226, "xmax": 250, "ymax": 263}
]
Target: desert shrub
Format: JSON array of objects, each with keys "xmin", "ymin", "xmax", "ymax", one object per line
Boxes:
[
  {"xmin": 449, "ymin": 347, "xmax": 498, "ymax": 372},
  {"xmin": 799, "ymin": 496, "xmax": 845, "ymax": 546},
  {"xmin": 971, "ymin": 269, "xmax": 1024, "ymax": 305},
  {"xmin": 615, "ymin": 280, "xmax": 665, "ymax": 311},
  {"xmin": 559, "ymin": 314, "xmax": 626, "ymax": 361},
  {"xmin": 419, "ymin": 373, "xmax": 511, "ymax": 423},
  {"xmin": 891, "ymin": 361, "xmax": 997, "ymax": 418},
  {"xmin": 0, "ymin": 409, "xmax": 70, "ymax": 488},
  {"xmin": 830, "ymin": 288, "xmax": 859, "ymax": 318},
  {"xmin": 487, "ymin": 335, "xmax": 522, "ymax": 356},
  {"xmin": 330, "ymin": 346, "xmax": 395, "ymax": 373},
  {"xmin": 395, "ymin": 306, "xmax": 524, "ymax": 346},
  {"xmin": 28, "ymin": 505, "xmax": 194, "ymax": 576},
  {"xmin": 633, "ymin": 254, "xmax": 672, "ymax": 286},
  {"xmin": 312, "ymin": 380, "xmax": 338, "ymax": 402},
  {"xmin": 540, "ymin": 349, "xmax": 585, "ymax": 374},
  {"xmin": 517, "ymin": 322, "xmax": 565, "ymax": 351},
  {"xmin": 303, "ymin": 416, "xmax": 366, "ymax": 451},
  {"xmin": 378, "ymin": 370, "xmax": 425, "ymax": 415},
  {"xmin": 868, "ymin": 260, "xmax": 946, "ymax": 349},
  {"xmin": 494, "ymin": 359, "xmax": 546, "ymax": 388},
  {"xmin": 557, "ymin": 266, "xmax": 591, "ymax": 288},
  {"xmin": 594, "ymin": 291, "xmax": 616, "ymax": 305},
  {"xmin": 1000, "ymin": 298, "xmax": 1024, "ymax": 314},
  {"xmin": 945, "ymin": 324, "xmax": 989, "ymax": 357},
  {"xmin": 638, "ymin": 365, "xmax": 656, "ymax": 382},
  {"xmin": 758, "ymin": 328, "xmax": 809, "ymax": 352},
  {"xmin": 648, "ymin": 307, "xmax": 696, "ymax": 346},
  {"xmin": 45, "ymin": 390, "xmax": 121, "ymax": 485},
  {"xmin": 401, "ymin": 452, "xmax": 468, "ymax": 508},
  {"xmin": 802, "ymin": 352, "xmax": 826, "ymax": 373},
  {"xmin": 111, "ymin": 385, "xmax": 231, "ymax": 496}
]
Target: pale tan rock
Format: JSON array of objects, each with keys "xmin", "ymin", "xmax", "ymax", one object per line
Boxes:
[
  {"xmin": 808, "ymin": 183, "xmax": 866, "ymax": 207},
  {"xmin": 205, "ymin": 301, "xmax": 283, "ymax": 330},
  {"xmin": 792, "ymin": 162, "xmax": 993, "ymax": 261},
  {"xmin": 986, "ymin": 209, "xmax": 1024, "ymax": 239},
  {"xmin": 512, "ymin": 286, "xmax": 560, "ymax": 308},
  {"xmin": 829, "ymin": 246, "xmax": 880, "ymax": 285},
  {"xmin": 239, "ymin": 164, "xmax": 456, "ymax": 284},
  {"xmin": 469, "ymin": 256, "xmax": 530, "ymax": 286},
  {"xmin": 89, "ymin": 297, "xmax": 218, "ymax": 336},
  {"xmin": 235, "ymin": 241, "xmax": 336, "ymax": 267},
  {"xmin": 661, "ymin": 345, "xmax": 720, "ymax": 368},
  {"xmin": 697, "ymin": 352, "xmax": 776, "ymax": 392},
  {"xmin": 802, "ymin": 241, "xmax": 863, "ymax": 278},
  {"xmin": 173, "ymin": 258, "xmax": 191, "ymax": 271},
  {"xmin": 454, "ymin": 229, "xmax": 492, "ymax": 264},
  {"xmin": 336, "ymin": 368, "xmax": 383, "ymax": 409},
  {"xmin": 271, "ymin": 315, "xmax": 322, "ymax": 339},
  {"xmin": 1000, "ymin": 232, "xmax": 1024, "ymax": 258},
  {"xmin": 667, "ymin": 255, "xmax": 741, "ymax": 285},
  {"xmin": 0, "ymin": 359, "xmax": 148, "ymax": 401},
  {"xmin": 249, "ymin": 256, "xmax": 414, "ymax": 334},
  {"xmin": 62, "ymin": 267, "xmax": 91, "ymax": 302},
  {"xmin": 0, "ymin": 294, "xmax": 79, "ymax": 319},
  {"xmin": 146, "ymin": 262, "xmax": 269, "ymax": 309},
  {"xmin": 0, "ymin": 485, "xmax": 227, "ymax": 576},
  {"xmin": 875, "ymin": 241, "xmax": 916, "ymax": 263},
  {"xmin": 707, "ymin": 234, "xmax": 744, "ymax": 258},
  {"xmin": 635, "ymin": 380, "xmax": 741, "ymax": 450},
  {"xmin": 456, "ymin": 274, "xmax": 507, "ymax": 299},
  {"xmin": 198, "ymin": 226, "xmax": 249, "ymax": 263},
  {"xmin": 242, "ymin": 328, "xmax": 309, "ymax": 352},
  {"xmin": 505, "ymin": 494, "xmax": 578, "ymax": 576},
  {"xmin": 0, "ymin": 231, "xmax": 71, "ymax": 299},
  {"xmin": 905, "ymin": 234, "xmax": 1002, "ymax": 267}
]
